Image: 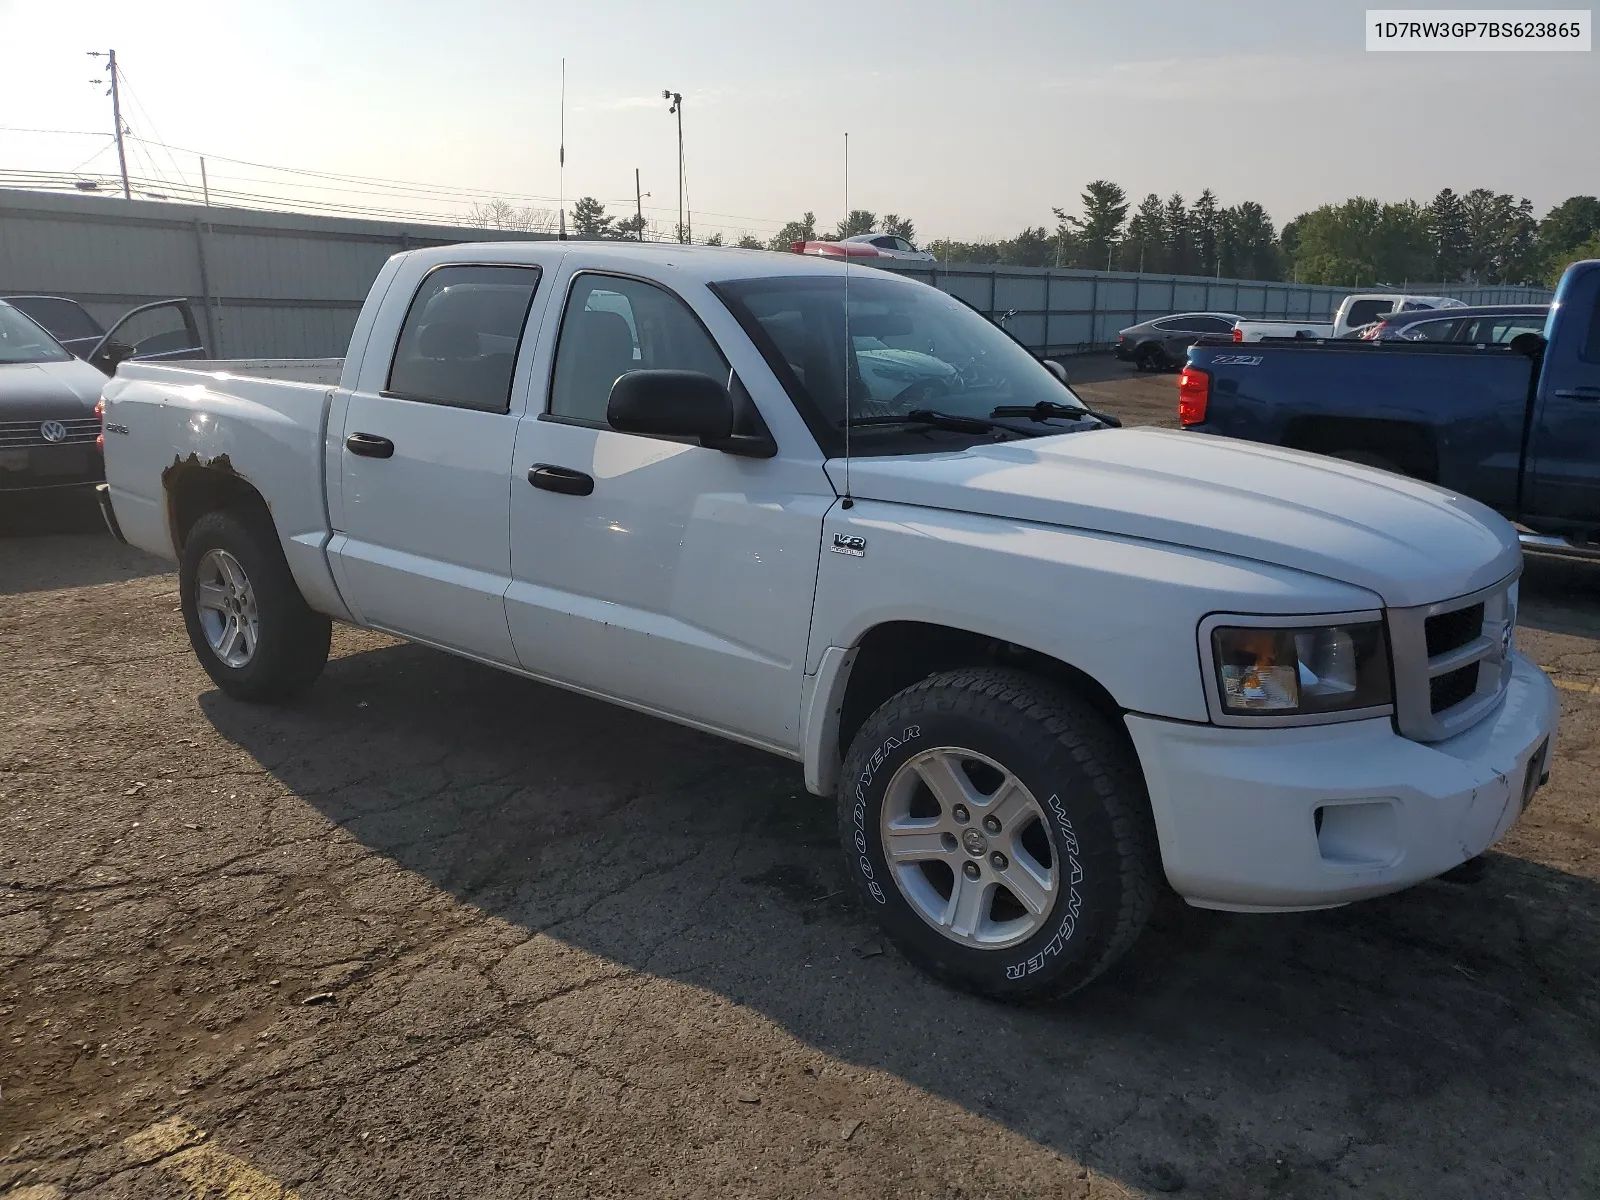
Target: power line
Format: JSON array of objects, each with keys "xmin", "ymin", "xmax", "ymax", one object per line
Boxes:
[{"xmin": 0, "ymin": 126, "xmax": 107, "ymax": 137}]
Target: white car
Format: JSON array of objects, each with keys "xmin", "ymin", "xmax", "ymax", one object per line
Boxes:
[
  {"xmin": 793, "ymin": 233, "xmax": 936, "ymax": 262},
  {"xmin": 1233, "ymin": 293, "xmax": 1467, "ymax": 342},
  {"xmin": 97, "ymin": 242, "xmax": 1557, "ymax": 1001}
]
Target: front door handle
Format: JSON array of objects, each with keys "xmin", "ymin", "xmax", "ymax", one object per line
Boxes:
[
  {"xmin": 345, "ymin": 432, "xmax": 395, "ymax": 458},
  {"xmin": 1553, "ymin": 386, "xmax": 1600, "ymax": 401},
  {"xmin": 528, "ymin": 464, "xmax": 595, "ymax": 496}
]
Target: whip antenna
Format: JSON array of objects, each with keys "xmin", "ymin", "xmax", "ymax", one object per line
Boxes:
[
  {"xmin": 558, "ymin": 58, "xmax": 567, "ymax": 240},
  {"xmin": 841, "ymin": 131, "xmax": 853, "ymax": 510}
]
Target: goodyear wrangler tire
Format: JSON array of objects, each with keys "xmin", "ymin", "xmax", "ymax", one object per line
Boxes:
[{"xmin": 837, "ymin": 668, "xmax": 1159, "ymax": 1001}]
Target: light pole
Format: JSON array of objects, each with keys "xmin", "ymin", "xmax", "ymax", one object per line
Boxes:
[{"xmin": 663, "ymin": 90, "xmax": 684, "ymax": 243}]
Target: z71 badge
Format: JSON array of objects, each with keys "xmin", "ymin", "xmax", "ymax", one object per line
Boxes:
[{"xmin": 1211, "ymin": 354, "xmax": 1264, "ymax": 366}]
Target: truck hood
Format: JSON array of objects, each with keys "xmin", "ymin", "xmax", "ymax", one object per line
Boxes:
[
  {"xmin": 0, "ymin": 358, "xmax": 106, "ymax": 421},
  {"xmin": 828, "ymin": 428, "xmax": 1519, "ymax": 608}
]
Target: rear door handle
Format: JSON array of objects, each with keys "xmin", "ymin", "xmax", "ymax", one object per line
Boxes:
[
  {"xmin": 1553, "ymin": 386, "xmax": 1600, "ymax": 401},
  {"xmin": 528, "ymin": 464, "xmax": 595, "ymax": 496},
  {"xmin": 345, "ymin": 432, "xmax": 395, "ymax": 458}
]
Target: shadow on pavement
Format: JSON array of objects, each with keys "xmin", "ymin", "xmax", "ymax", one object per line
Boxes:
[
  {"xmin": 202, "ymin": 639, "xmax": 1600, "ymax": 1197},
  {"xmin": 1519, "ymin": 552, "xmax": 1600, "ymax": 638}
]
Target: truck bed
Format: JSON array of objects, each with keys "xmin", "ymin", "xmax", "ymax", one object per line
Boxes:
[
  {"xmin": 1186, "ymin": 337, "xmax": 1538, "ymax": 512},
  {"xmin": 145, "ymin": 358, "xmax": 345, "ymax": 385}
]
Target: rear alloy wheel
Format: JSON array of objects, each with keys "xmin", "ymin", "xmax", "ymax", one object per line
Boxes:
[
  {"xmin": 838, "ymin": 668, "xmax": 1160, "ymax": 1001},
  {"xmin": 179, "ymin": 509, "xmax": 330, "ymax": 703},
  {"xmin": 1135, "ymin": 343, "xmax": 1164, "ymax": 372},
  {"xmin": 194, "ymin": 548, "xmax": 260, "ymax": 668}
]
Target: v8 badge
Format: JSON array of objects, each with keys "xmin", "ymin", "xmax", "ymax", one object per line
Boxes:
[{"xmin": 831, "ymin": 533, "xmax": 866, "ymax": 557}]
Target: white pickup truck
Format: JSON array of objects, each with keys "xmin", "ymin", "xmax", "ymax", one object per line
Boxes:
[
  {"xmin": 97, "ymin": 242, "xmax": 1558, "ymax": 1001},
  {"xmin": 1232, "ymin": 293, "xmax": 1466, "ymax": 342}
]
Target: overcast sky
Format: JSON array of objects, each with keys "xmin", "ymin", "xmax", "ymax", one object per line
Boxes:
[{"xmin": 0, "ymin": 0, "xmax": 1593, "ymax": 242}]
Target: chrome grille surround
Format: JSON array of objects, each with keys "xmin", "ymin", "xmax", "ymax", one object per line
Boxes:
[{"xmin": 1389, "ymin": 572, "xmax": 1519, "ymax": 743}]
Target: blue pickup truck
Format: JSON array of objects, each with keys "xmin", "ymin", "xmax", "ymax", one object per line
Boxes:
[{"xmin": 1180, "ymin": 260, "xmax": 1600, "ymax": 557}]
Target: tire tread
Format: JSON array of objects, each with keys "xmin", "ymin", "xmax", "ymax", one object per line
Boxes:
[{"xmin": 839, "ymin": 667, "xmax": 1159, "ymax": 1001}]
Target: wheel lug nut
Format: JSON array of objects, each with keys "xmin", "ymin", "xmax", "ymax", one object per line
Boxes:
[
  {"xmin": 983, "ymin": 815, "xmax": 1001, "ymax": 834},
  {"xmin": 962, "ymin": 861, "xmax": 981, "ymax": 880},
  {"xmin": 952, "ymin": 805, "xmax": 970, "ymax": 824},
  {"xmin": 940, "ymin": 832, "xmax": 958, "ymax": 852},
  {"xmin": 990, "ymin": 851, "xmax": 1008, "ymax": 870}
]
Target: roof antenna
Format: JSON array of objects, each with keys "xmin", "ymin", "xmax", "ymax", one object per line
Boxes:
[
  {"xmin": 558, "ymin": 58, "xmax": 567, "ymax": 241},
  {"xmin": 841, "ymin": 130, "xmax": 853, "ymax": 510}
]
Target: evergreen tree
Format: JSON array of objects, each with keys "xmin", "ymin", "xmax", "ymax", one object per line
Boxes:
[
  {"xmin": 1163, "ymin": 194, "xmax": 1195, "ymax": 274},
  {"xmin": 1123, "ymin": 193, "xmax": 1166, "ymax": 273},
  {"xmin": 570, "ymin": 196, "xmax": 614, "ymax": 239}
]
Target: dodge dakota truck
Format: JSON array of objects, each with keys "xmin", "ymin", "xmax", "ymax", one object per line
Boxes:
[
  {"xmin": 97, "ymin": 242, "xmax": 1558, "ymax": 1001},
  {"xmin": 1184, "ymin": 259, "xmax": 1600, "ymax": 561}
]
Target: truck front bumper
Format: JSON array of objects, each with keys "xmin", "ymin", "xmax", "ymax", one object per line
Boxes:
[{"xmin": 1125, "ymin": 651, "xmax": 1558, "ymax": 912}]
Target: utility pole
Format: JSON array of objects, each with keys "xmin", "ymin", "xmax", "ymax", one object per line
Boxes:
[
  {"xmin": 634, "ymin": 169, "xmax": 650, "ymax": 242},
  {"xmin": 88, "ymin": 49, "xmax": 130, "ymax": 199},
  {"xmin": 663, "ymin": 90, "xmax": 684, "ymax": 242},
  {"xmin": 200, "ymin": 156, "xmax": 211, "ymax": 206}
]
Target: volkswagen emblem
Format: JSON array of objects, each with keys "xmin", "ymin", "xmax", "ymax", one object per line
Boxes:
[{"xmin": 39, "ymin": 419, "xmax": 68, "ymax": 443}]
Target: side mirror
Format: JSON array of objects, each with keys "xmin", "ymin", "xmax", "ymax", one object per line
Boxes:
[
  {"xmin": 1509, "ymin": 331, "xmax": 1545, "ymax": 358},
  {"xmin": 1042, "ymin": 359, "xmax": 1069, "ymax": 386},
  {"xmin": 608, "ymin": 369, "xmax": 735, "ymax": 445}
]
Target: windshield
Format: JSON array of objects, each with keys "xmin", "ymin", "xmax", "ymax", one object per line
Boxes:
[
  {"xmin": 0, "ymin": 303, "xmax": 73, "ymax": 365},
  {"xmin": 713, "ymin": 274, "xmax": 1085, "ymax": 453}
]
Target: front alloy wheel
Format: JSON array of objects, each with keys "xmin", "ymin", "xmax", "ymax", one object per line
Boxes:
[
  {"xmin": 881, "ymin": 748, "xmax": 1060, "ymax": 949},
  {"xmin": 838, "ymin": 668, "xmax": 1159, "ymax": 1001}
]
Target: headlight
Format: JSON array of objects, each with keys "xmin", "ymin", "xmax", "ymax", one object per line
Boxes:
[{"xmin": 1206, "ymin": 618, "xmax": 1392, "ymax": 722}]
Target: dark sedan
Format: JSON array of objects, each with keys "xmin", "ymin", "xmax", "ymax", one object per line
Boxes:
[
  {"xmin": 1116, "ymin": 312, "xmax": 1242, "ymax": 371},
  {"xmin": 1359, "ymin": 304, "xmax": 1550, "ymax": 343},
  {"xmin": 0, "ymin": 301, "xmax": 109, "ymax": 495}
]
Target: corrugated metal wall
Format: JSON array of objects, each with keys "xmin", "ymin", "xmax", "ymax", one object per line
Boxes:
[
  {"xmin": 0, "ymin": 188, "xmax": 1555, "ymax": 360},
  {"xmin": 0, "ymin": 190, "xmax": 544, "ymax": 358}
]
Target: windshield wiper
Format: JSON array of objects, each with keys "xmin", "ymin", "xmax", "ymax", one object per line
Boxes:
[
  {"xmin": 990, "ymin": 401, "xmax": 1123, "ymax": 428},
  {"xmin": 841, "ymin": 409, "xmax": 1006, "ymax": 433}
]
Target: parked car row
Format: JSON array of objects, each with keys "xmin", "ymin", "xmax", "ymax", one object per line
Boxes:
[{"xmin": 1118, "ymin": 293, "xmax": 1548, "ymax": 371}]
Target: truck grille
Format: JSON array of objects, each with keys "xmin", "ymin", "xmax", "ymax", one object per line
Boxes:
[
  {"xmin": 1389, "ymin": 579, "xmax": 1516, "ymax": 742},
  {"xmin": 0, "ymin": 417, "xmax": 101, "ymax": 449},
  {"xmin": 1425, "ymin": 603, "xmax": 1484, "ymax": 658}
]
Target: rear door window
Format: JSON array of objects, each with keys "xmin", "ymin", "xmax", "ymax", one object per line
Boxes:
[
  {"xmin": 1397, "ymin": 318, "xmax": 1457, "ymax": 342},
  {"xmin": 386, "ymin": 265, "xmax": 542, "ymax": 412},
  {"xmin": 1581, "ymin": 300, "xmax": 1600, "ymax": 364}
]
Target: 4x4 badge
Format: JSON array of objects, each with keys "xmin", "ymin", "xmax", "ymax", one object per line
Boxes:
[{"xmin": 831, "ymin": 534, "xmax": 866, "ymax": 557}]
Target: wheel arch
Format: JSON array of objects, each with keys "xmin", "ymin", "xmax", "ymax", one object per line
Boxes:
[
  {"xmin": 803, "ymin": 619, "xmax": 1130, "ymax": 797},
  {"xmin": 163, "ymin": 454, "xmax": 272, "ymax": 556},
  {"xmin": 162, "ymin": 455, "xmax": 352, "ymax": 622}
]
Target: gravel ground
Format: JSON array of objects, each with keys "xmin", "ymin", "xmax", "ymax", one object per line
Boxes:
[{"xmin": 3, "ymin": 366, "xmax": 1598, "ymax": 1198}]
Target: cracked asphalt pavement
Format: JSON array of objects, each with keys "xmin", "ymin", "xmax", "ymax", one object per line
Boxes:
[{"xmin": 4, "ymin": 369, "xmax": 1600, "ymax": 1198}]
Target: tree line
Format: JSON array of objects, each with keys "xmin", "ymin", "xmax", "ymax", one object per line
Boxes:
[
  {"xmin": 914, "ymin": 183, "xmax": 1598, "ymax": 286},
  {"xmin": 466, "ymin": 186, "xmax": 1600, "ymax": 286}
]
